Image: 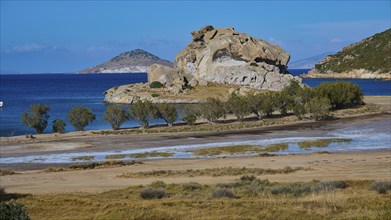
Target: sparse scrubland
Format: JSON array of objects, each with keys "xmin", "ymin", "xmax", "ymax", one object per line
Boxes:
[{"xmin": 1, "ymin": 178, "xmax": 390, "ymax": 219}]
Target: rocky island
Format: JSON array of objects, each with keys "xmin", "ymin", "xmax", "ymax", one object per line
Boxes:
[
  {"xmin": 303, "ymin": 29, "xmax": 391, "ymax": 79},
  {"xmin": 104, "ymin": 26, "xmax": 302, "ymax": 103},
  {"xmin": 79, "ymin": 49, "xmax": 173, "ymax": 73}
]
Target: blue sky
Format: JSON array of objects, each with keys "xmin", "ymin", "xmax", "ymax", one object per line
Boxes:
[{"xmin": 1, "ymin": 1, "xmax": 390, "ymax": 73}]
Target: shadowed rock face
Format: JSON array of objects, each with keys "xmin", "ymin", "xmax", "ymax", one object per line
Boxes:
[{"xmin": 171, "ymin": 25, "xmax": 301, "ymax": 91}]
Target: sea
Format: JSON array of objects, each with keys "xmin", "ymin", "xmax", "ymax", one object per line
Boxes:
[{"xmin": 0, "ymin": 69, "xmax": 390, "ymax": 137}]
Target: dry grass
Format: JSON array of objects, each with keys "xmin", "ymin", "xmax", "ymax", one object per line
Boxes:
[
  {"xmin": 190, "ymin": 143, "xmax": 289, "ymax": 156},
  {"xmin": 9, "ymin": 180, "xmax": 391, "ymax": 219},
  {"xmin": 298, "ymin": 139, "xmax": 352, "ymax": 149},
  {"xmin": 129, "ymin": 151, "xmax": 174, "ymax": 158},
  {"xmin": 0, "ymin": 169, "xmax": 17, "ymax": 176},
  {"xmin": 118, "ymin": 166, "xmax": 306, "ymax": 178},
  {"xmin": 45, "ymin": 160, "xmax": 143, "ymax": 172}
]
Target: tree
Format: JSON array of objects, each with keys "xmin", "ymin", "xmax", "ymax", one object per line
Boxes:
[
  {"xmin": 261, "ymin": 92, "xmax": 278, "ymax": 117},
  {"xmin": 67, "ymin": 106, "xmax": 96, "ymax": 131},
  {"xmin": 199, "ymin": 98, "xmax": 226, "ymax": 123},
  {"xmin": 52, "ymin": 119, "xmax": 66, "ymax": 133},
  {"xmin": 102, "ymin": 105, "xmax": 129, "ymax": 130},
  {"xmin": 128, "ymin": 100, "xmax": 157, "ymax": 128},
  {"xmin": 21, "ymin": 103, "xmax": 50, "ymax": 134},
  {"xmin": 183, "ymin": 105, "xmax": 199, "ymax": 125},
  {"xmin": 246, "ymin": 93, "xmax": 264, "ymax": 119},
  {"xmin": 306, "ymin": 97, "xmax": 331, "ymax": 120},
  {"xmin": 225, "ymin": 93, "xmax": 250, "ymax": 121},
  {"xmin": 155, "ymin": 103, "xmax": 178, "ymax": 126},
  {"xmin": 315, "ymin": 81, "xmax": 364, "ymax": 109}
]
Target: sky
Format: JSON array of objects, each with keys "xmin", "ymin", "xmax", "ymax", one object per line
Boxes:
[{"xmin": 1, "ymin": 0, "xmax": 390, "ymax": 73}]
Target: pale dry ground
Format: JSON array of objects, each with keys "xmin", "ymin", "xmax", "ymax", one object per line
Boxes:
[{"xmin": 1, "ymin": 151, "xmax": 390, "ymax": 194}]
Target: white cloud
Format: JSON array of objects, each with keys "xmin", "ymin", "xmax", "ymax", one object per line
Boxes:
[{"xmin": 6, "ymin": 43, "xmax": 65, "ymax": 54}]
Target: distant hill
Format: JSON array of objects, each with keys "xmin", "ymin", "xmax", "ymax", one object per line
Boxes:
[
  {"xmin": 289, "ymin": 52, "xmax": 334, "ymax": 69},
  {"xmin": 304, "ymin": 29, "xmax": 391, "ymax": 79},
  {"xmin": 79, "ymin": 49, "xmax": 173, "ymax": 73}
]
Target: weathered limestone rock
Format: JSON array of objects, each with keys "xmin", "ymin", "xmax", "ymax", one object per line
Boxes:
[
  {"xmin": 174, "ymin": 25, "xmax": 302, "ymax": 90},
  {"xmin": 148, "ymin": 64, "xmax": 182, "ymax": 85}
]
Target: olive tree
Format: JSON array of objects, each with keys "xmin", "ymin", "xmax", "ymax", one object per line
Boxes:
[
  {"xmin": 225, "ymin": 93, "xmax": 250, "ymax": 121},
  {"xmin": 199, "ymin": 98, "xmax": 226, "ymax": 123},
  {"xmin": 21, "ymin": 103, "xmax": 50, "ymax": 134},
  {"xmin": 183, "ymin": 105, "xmax": 199, "ymax": 125},
  {"xmin": 52, "ymin": 119, "xmax": 66, "ymax": 133},
  {"xmin": 67, "ymin": 106, "xmax": 96, "ymax": 131},
  {"xmin": 306, "ymin": 97, "xmax": 331, "ymax": 120},
  {"xmin": 102, "ymin": 105, "xmax": 129, "ymax": 130},
  {"xmin": 315, "ymin": 81, "xmax": 364, "ymax": 109},
  {"xmin": 128, "ymin": 100, "xmax": 157, "ymax": 128},
  {"xmin": 155, "ymin": 103, "xmax": 178, "ymax": 126}
]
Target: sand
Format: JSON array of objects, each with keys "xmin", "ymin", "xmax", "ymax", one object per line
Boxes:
[{"xmin": 1, "ymin": 151, "xmax": 390, "ymax": 194}]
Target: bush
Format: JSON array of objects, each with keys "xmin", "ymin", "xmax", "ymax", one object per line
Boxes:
[
  {"xmin": 306, "ymin": 97, "xmax": 331, "ymax": 120},
  {"xmin": 312, "ymin": 181, "xmax": 347, "ymax": 192},
  {"xmin": 150, "ymin": 180, "xmax": 166, "ymax": 188},
  {"xmin": 315, "ymin": 81, "xmax": 364, "ymax": 109},
  {"xmin": 225, "ymin": 93, "xmax": 250, "ymax": 121},
  {"xmin": 102, "ymin": 105, "xmax": 128, "ymax": 130},
  {"xmin": 140, "ymin": 188, "xmax": 166, "ymax": 199},
  {"xmin": 183, "ymin": 105, "xmax": 198, "ymax": 125},
  {"xmin": 240, "ymin": 175, "xmax": 257, "ymax": 182},
  {"xmin": 67, "ymin": 106, "xmax": 96, "ymax": 131},
  {"xmin": 52, "ymin": 119, "xmax": 66, "ymax": 133},
  {"xmin": 149, "ymin": 81, "xmax": 164, "ymax": 89},
  {"xmin": 21, "ymin": 103, "xmax": 50, "ymax": 134},
  {"xmin": 261, "ymin": 92, "xmax": 278, "ymax": 117},
  {"xmin": 0, "ymin": 202, "xmax": 30, "ymax": 220},
  {"xmin": 211, "ymin": 188, "xmax": 235, "ymax": 198},
  {"xmin": 156, "ymin": 103, "xmax": 178, "ymax": 126},
  {"xmin": 369, "ymin": 181, "xmax": 391, "ymax": 194},
  {"xmin": 128, "ymin": 100, "xmax": 157, "ymax": 128},
  {"xmin": 199, "ymin": 98, "xmax": 226, "ymax": 123},
  {"xmin": 151, "ymin": 93, "xmax": 160, "ymax": 98},
  {"xmin": 183, "ymin": 182, "xmax": 203, "ymax": 191}
]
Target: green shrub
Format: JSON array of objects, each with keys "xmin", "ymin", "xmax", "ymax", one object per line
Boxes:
[
  {"xmin": 0, "ymin": 202, "xmax": 30, "ymax": 220},
  {"xmin": 140, "ymin": 188, "xmax": 166, "ymax": 199},
  {"xmin": 369, "ymin": 181, "xmax": 391, "ymax": 194},
  {"xmin": 52, "ymin": 119, "xmax": 66, "ymax": 133},
  {"xmin": 128, "ymin": 100, "xmax": 157, "ymax": 128},
  {"xmin": 183, "ymin": 182, "xmax": 203, "ymax": 191},
  {"xmin": 183, "ymin": 105, "xmax": 198, "ymax": 125},
  {"xmin": 225, "ymin": 93, "xmax": 251, "ymax": 121},
  {"xmin": 102, "ymin": 105, "xmax": 129, "ymax": 130},
  {"xmin": 211, "ymin": 188, "xmax": 235, "ymax": 198},
  {"xmin": 240, "ymin": 175, "xmax": 257, "ymax": 182},
  {"xmin": 149, "ymin": 81, "xmax": 164, "ymax": 89},
  {"xmin": 315, "ymin": 81, "xmax": 364, "ymax": 109},
  {"xmin": 150, "ymin": 180, "xmax": 166, "ymax": 188},
  {"xmin": 156, "ymin": 103, "xmax": 178, "ymax": 126},
  {"xmin": 306, "ymin": 97, "xmax": 331, "ymax": 120},
  {"xmin": 21, "ymin": 103, "xmax": 50, "ymax": 134},
  {"xmin": 67, "ymin": 106, "xmax": 96, "ymax": 131},
  {"xmin": 151, "ymin": 93, "xmax": 160, "ymax": 98},
  {"xmin": 312, "ymin": 181, "xmax": 347, "ymax": 192},
  {"xmin": 200, "ymin": 98, "xmax": 226, "ymax": 123}
]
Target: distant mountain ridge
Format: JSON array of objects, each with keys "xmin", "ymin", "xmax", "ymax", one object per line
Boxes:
[
  {"xmin": 289, "ymin": 52, "xmax": 334, "ymax": 69},
  {"xmin": 79, "ymin": 49, "xmax": 173, "ymax": 73},
  {"xmin": 304, "ymin": 29, "xmax": 391, "ymax": 79}
]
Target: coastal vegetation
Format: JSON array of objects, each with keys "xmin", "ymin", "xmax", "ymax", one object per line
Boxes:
[
  {"xmin": 52, "ymin": 119, "xmax": 66, "ymax": 133},
  {"xmin": 0, "ymin": 201, "xmax": 30, "ymax": 220},
  {"xmin": 314, "ymin": 28, "xmax": 391, "ymax": 74},
  {"xmin": 102, "ymin": 104, "xmax": 129, "ymax": 130},
  {"xmin": 21, "ymin": 103, "xmax": 50, "ymax": 134},
  {"xmin": 67, "ymin": 106, "xmax": 96, "ymax": 131},
  {"xmin": 3, "ymin": 179, "xmax": 390, "ymax": 219}
]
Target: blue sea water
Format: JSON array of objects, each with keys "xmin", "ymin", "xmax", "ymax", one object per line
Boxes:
[{"xmin": 0, "ymin": 71, "xmax": 390, "ymax": 137}]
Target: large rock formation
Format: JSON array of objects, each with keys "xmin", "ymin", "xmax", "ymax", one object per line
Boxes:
[
  {"xmin": 304, "ymin": 29, "xmax": 391, "ymax": 79},
  {"xmin": 79, "ymin": 49, "xmax": 173, "ymax": 73},
  {"xmin": 171, "ymin": 25, "xmax": 301, "ymax": 90},
  {"xmin": 104, "ymin": 26, "xmax": 304, "ymax": 103}
]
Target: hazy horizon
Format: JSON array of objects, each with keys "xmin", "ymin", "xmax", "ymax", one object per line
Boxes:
[{"xmin": 1, "ymin": 1, "xmax": 390, "ymax": 73}]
